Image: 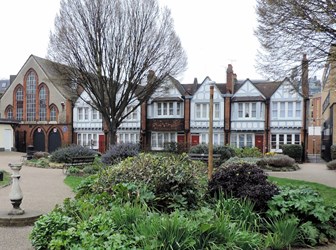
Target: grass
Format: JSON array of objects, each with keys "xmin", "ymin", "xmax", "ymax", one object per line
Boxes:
[
  {"xmin": 0, "ymin": 170, "xmax": 11, "ymax": 187},
  {"xmin": 64, "ymin": 175, "xmax": 84, "ymax": 191},
  {"xmin": 269, "ymin": 176, "xmax": 336, "ymax": 207}
]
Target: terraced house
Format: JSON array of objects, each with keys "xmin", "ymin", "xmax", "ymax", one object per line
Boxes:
[{"xmin": 0, "ymin": 56, "xmax": 309, "ymax": 155}]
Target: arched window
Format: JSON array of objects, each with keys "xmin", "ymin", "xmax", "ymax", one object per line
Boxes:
[
  {"xmin": 39, "ymin": 86, "xmax": 47, "ymax": 121},
  {"xmin": 26, "ymin": 71, "xmax": 37, "ymax": 121},
  {"xmin": 16, "ymin": 87, "xmax": 23, "ymax": 120},
  {"xmin": 6, "ymin": 106, "xmax": 13, "ymax": 119},
  {"xmin": 50, "ymin": 106, "xmax": 57, "ymax": 122}
]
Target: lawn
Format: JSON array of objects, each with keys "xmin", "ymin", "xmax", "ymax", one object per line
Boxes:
[
  {"xmin": 269, "ymin": 176, "xmax": 336, "ymax": 207},
  {"xmin": 0, "ymin": 170, "xmax": 11, "ymax": 188},
  {"xmin": 64, "ymin": 175, "xmax": 85, "ymax": 191}
]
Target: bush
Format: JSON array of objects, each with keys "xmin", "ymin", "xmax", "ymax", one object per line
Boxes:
[
  {"xmin": 33, "ymin": 151, "xmax": 49, "ymax": 159},
  {"xmin": 331, "ymin": 145, "xmax": 336, "ymax": 160},
  {"xmin": 101, "ymin": 143, "xmax": 140, "ymax": 165},
  {"xmin": 208, "ymin": 162, "xmax": 279, "ymax": 212},
  {"xmin": 84, "ymin": 153, "xmax": 207, "ymax": 212},
  {"xmin": 281, "ymin": 144, "xmax": 302, "ymax": 162},
  {"xmin": 326, "ymin": 159, "xmax": 336, "ymax": 170},
  {"xmin": 222, "ymin": 156, "xmax": 261, "ymax": 167},
  {"xmin": 50, "ymin": 145, "xmax": 96, "ymax": 163},
  {"xmin": 233, "ymin": 147, "xmax": 263, "ymax": 158},
  {"xmin": 163, "ymin": 142, "xmax": 189, "ymax": 153},
  {"xmin": 189, "ymin": 144, "xmax": 235, "ymax": 164},
  {"xmin": 258, "ymin": 154, "xmax": 299, "ymax": 171},
  {"xmin": 267, "ymin": 186, "xmax": 336, "ymax": 246}
]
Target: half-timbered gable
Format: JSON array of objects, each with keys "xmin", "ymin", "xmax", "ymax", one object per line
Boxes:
[
  {"xmin": 270, "ymin": 78, "xmax": 303, "ymax": 152},
  {"xmin": 190, "ymin": 77, "xmax": 225, "ymax": 145}
]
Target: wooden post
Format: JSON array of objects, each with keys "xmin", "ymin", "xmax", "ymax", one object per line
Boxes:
[{"xmin": 208, "ymin": 83, "xmax": 215, "ymax": 180}]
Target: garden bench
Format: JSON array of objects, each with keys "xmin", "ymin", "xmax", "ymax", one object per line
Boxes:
[
  {"xmin": 188, "ymin": 153, "xmax": 221, "ymax": 163},
  {"xmin": 63, "ymin": 156, "xmax": 95, "ymax": 174}
]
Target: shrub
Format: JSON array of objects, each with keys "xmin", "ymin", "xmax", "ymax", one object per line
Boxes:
[
  {"xmin": 259, "ymin": 154, "xmax": 299, "ymax": 171},
  {"xmin": 50, "ymin": 144, "xmax": 96, "ymax": 163},
  {"xmin": 101, "ymin": 143, "xmax": 140, "ymax": 165},
  {"xmin": 281, "ymin": 144, "xmax": 302, "ymax": 162},
  {"xmin": 326, "ymin": 159, "xmax": 336, "ymax": 170},
  {"xmin": 233, "ymin": 147, "xmax": 263, "ymax": 158},
  {"xmin": 33, "ymin": 151, "xmax": 49, "ymax": 159},
  {"xmin": 331, "ymin": 145, "xmax": 336, "ymax": 160},
  {"xmin": 85, "ymin": 153, "xmax": 207, "ymax": 212},
  {"xmin": 208, "ymin": 162, "xmax": 279, "ymax": 212},
  {"xmin": 267, "ymin": 186, "xmax": 336, "ymax": 246},
  {"xmin": 189, "ymin": 144, "xmax": 235, "ymax": 164},
  {"xmin": 163, "ymin": 142, "xmax": 189, "ymax": 153},
  {"xmin": 222, "ymin": 156, "xmax": 261, "ymax": 167}
]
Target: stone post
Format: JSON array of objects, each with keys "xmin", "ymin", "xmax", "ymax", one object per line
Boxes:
[{"xmin": 8, "ymin": 163, "xmax": 24, "ymax": 215}]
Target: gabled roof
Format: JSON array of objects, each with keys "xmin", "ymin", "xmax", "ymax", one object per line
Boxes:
[{"xmin": 32, "ymin": 55, "xmax": 79, "ymax": 101}]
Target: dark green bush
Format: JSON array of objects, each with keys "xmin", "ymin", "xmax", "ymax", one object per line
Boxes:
[
  {"xmin": 267, "ymin": 186, "xmax": 336, "ymax": 246},
  {"xmin": 281, "ymin": 144, "xmax": 302, "ymax": 162},
  {"xmin": 331, "ymin": 145, "xmax": 336, "ymax": 160},
  {"xmin": 326, "ymin": 159, "xmax": 336, "ymax": 170},
  {"xmin": 258, "ymin": 154, "xmax": 299, "ymax": 171},
  {"xmin": 208, "ymin": 162, "xmax": 279, "ymax": 212},
  {"xmin": 84, "ymin": 153, "xmax": 207, "ymax": 212},
  {"xmin": 33, "ymin": 151, "xmax": 49, "ymax": 159},
  {"xmin": 101, "ymin": 143, "xmax": 140, "ymax": 165},
  {"xmin": 50, "ymin": 144, "xmax": 96, "ymax": 163}
]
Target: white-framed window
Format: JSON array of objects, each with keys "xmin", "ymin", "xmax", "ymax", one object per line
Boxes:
[
  {"xmin": 78, "ymin": 107, "xmax": 83, "ymax": 120},
  {"xmin": 271, "ymin": 133, "xmax": 300, "ymax": 150},
  {"xmin": 151, "ymin": 132, "xmax": 176, "ymax": 149},
  {"xmin": 237, "ymin": 102, "xmax": 257, "ymax": 118},
  {"xmin": 78, "ymin": 107, "xmax": 90, "ymax": 121},
  {"xmin": 117, "ymin": 132, "xmax": 140, "ymax": 143},
  {"xmin": 125, "ymin": 106, "xmax": 138, "ymax": 120},
  {"xmin": 84, "ymin": 107, "xmax": 89, "ymax": 120},
  {"xmin": 230, "ymin": 133, "xmax": 254, "ymax": 148},
  {"xmin": 199, "ymin": 132, "xmax": 224, "ymax": 145},
  {"xmin": 195, "ymin": 103, "xmax": 220, "ymax": 119},
  {"xmin": 156, "ymin": 102, "xmax": 182, "ymax": 117},
  {"xmin": 77, "ymin": 133, "xmax": 100, "ymax": 148},
  {"xmin": 92, "ymin": 109, "xmax": 101, "ymax": 120},
  {"xmin": 272, "ymin": 101, "xmax": 302, "ymax": 119}
]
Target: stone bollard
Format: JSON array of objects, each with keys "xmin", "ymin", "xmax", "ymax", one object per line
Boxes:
[{"xmin": 8, "ymin": 163, "xmax": 24, "ymax": 215}]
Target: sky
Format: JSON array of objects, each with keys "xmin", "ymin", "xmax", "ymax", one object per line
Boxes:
[{"xmin": 0, "ymin": 0, "xmax": 262, "ymax": 83}]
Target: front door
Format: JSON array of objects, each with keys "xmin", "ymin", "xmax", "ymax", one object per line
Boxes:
[
  {"xmin": 48, "ymin": 128, "xmax": 61, "ymax": 153},
  {"xmin": 191, "ymin": 135, "xmax": 199, "ymax": 146},
  {"xmin": 15, "ymin": 130, "xmax": 26, "ymax": 152},
  {"xmin": 33, "ymin": 128, "xmax": 45, "ymax": 152},
  {"xmin": 255, "ymin": 134, "xmax": 264, "ymax": 153},
  {"xmin": 99, "ymin": 134, "xmax": 105, "ymax": 153}
]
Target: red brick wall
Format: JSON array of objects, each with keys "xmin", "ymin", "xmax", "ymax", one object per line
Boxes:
[{"xmin": 147, "ymin": 119, "xmax": 184, "ymax": 131}]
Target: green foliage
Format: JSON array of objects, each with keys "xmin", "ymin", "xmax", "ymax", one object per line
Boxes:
[
  {"xmin": 264, "ymin": 216, "xmax": 300, "ymax": 249},
  {"xmin": 208, "ymin": 162, "xmax": 279, "ymax": 212},
  {"xmin": 280, "ymin": 144, "xmax": 302, "ymax": 162},
  {"xmin": 326, "ymin": 159, "xmax": 336, "ymax": 170},
  {"xmin": 222, "ymin": 156, "xmax": 260, "ymax": 167},
  {"xmin": 81, "ymin": 153, "xmax": 207, "ymax": 212},
  {"xmin": 233, "ymin": 146, "xmax": 263, "ymax": 158},
  {"xmin": 33, "ymin": 151, "xmax": 49, "ymax": 159},
  {"xmin": 30, "ymin": 211, "xmax": 76, "ymax": 250},
  {"xmin": 258, "ymin": 154, "xmax": 299, "ymax": 171},
  {"xmin": 267, "ymin": 186, "xmax": 336, "ymax": 246},
  {"xmin": 50, "ymin": 144, "xmax": 96, "ymax": 163},
  {"xmin": 331, "ymin": 145, "xmax": 336, "ymax": 160}
]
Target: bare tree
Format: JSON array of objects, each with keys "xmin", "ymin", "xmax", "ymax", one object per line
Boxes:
[
  {"xmin": 255, "ymin": 0, "xmax": 336, "ymax": 80},
  {"xmin": 48, "ymin": 0, "xmax": 187, "ymax": 145}
]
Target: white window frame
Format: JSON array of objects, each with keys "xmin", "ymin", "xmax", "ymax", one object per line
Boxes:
[
  {"xmin": 230, "ymin": 133, "xmax": 255, "ymax": 148},
  {"xmin": 151, "ymin": 132, "xmax": 177, "ymax": 150}
]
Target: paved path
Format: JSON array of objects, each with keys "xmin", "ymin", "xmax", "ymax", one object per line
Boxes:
[
  {"xmin": 0, "ymin": 152, "xmax": 74, "ymax": 250},
  {"xmin": 0, "ymin": 152, "xmax": 336, "ymax": 249}
]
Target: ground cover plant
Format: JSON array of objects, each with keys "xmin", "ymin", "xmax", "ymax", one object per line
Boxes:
[{"xmin": 32, "ymin": 153, "xmax": 336, "ymax": 249}]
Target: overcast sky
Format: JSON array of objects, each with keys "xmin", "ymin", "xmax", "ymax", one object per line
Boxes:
[{"xmin": 0, "ymin": 0, "xmax": 262, "ymax": 83}]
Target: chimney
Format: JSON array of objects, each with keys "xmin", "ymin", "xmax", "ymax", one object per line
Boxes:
[
  {"xmin": 193, "ymin": 77, "xmax": 198, "ymax": 93},
  {"xmin": 226, "ymin": 64, "xmax": 234, "ymax": 94},
  {"xmin": 301, "ymin": 54, "xmax": 309, "ymax": 98}
]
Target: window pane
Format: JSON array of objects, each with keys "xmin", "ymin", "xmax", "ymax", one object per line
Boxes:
[
  {"xmin": 50, "ymin": 107, "xmax": 57, "ymax": 121},
  {"xmin": 39, "ymin": 86, "xmax": 47, "ymax": 121},
  {"xmin": 239, "ymin": 134, "xmax": 244, "ymax": 148},
  {"xmin": 157, "ymin": 103, "xmax": 162, "ymax": 116},
  {"xmin": 214, "ymin": 103, "xmax": 220, "ymax": 118},
  {"xmin": 246, "ymin": 134, "xmax": 253, "ymax": 147},
  {"xmin": 272, "ymin": 102, "xmax": 277, "ymax": 118},
  {"xmin": 288, "ymin": 102, "xmax": 293, "ymax": 117},
  {"xmin": 245, "ymin": 103, "xmax": 250, "ymax": 117},
  {"xmin": 280, "ymin": 102, "xmax": 285, "ymax": 117},
  {"xmin": 163, "ymin": 103, "xmax": 167, "ymax": 115},
  {"xmin": 238, "ymin": 103, "xmax": 243, "ymax": 118},
  {"xmin": 169, "ymin": 103, "xmax": 174, "ymax": 115},
  {"xmin": 279, "ymin": 134, "xmax": 284, "ymax": 145},
  {"xmin": 295, "ymin": 134, "xmax": 300, "ymax": 144},
  {"xmin": 26, "ymin": 72, "xmax": 36, "ymax": 121},
  {"xmin": 78, "ymin": 108, "xmax": 83, "ymax": 120},
  {"xmin": 271, "ymin": 134, "xmax": 277, "ymax": 149},
  {"xmin": 176, "ymin": 103, "xmax": 181, "ymax": 115},
  {"xmin": 286, "ymin": 134, "xmax": 292, "ymax": 144},
  {"xmin": 196, "ymin": 104, "xmax": 201, "ymax": 118},
  {"xmin": 251, "ymin": 103, "xmax": 256, "ymax": 117},
  {"xmin": 296, "ymin": 101, "xmax": 301, "ymax": 118},
  {"xmin": 230, "ymin": 134, "xmax": 237, "ymax": 147}
]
